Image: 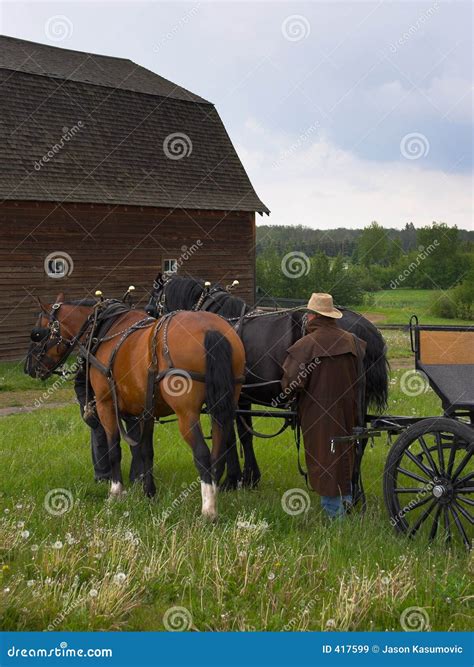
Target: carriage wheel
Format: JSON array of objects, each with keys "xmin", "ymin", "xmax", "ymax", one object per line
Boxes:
[{"xmin": 384, "ymin": 418, "xmax": 474, "ymax": 549}]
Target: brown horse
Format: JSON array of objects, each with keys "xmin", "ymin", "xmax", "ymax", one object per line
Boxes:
[{"xmin": 25, "ymin": 292, "xmax": 245, "ymax": 520}]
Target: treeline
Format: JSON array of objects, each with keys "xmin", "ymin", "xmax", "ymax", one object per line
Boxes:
[
  {"xmin": 256, "ymin": 222, "xmax": 474, "ymax": 257},
  {"xmin": 256, "ymin": 222, "xmax": 473, "ymax": 319}
]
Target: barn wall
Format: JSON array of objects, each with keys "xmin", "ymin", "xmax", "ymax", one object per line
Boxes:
[{"xmin": 0, "ymin": 201, "xmax": 256, "ymax": 360}]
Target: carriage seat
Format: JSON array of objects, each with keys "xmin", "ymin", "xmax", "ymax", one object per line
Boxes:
[{"xmin": 417, "ymin": 363, "xmax": 474, "ymax": 412}]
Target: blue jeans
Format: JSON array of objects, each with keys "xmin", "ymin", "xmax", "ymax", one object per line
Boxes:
[{"xmin": 321, "ymin": 495, "xmax": 352, "ymax": 518}]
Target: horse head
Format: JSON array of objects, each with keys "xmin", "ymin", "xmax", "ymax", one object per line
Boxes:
[{"xmin": 25, "ymin": 293, "xmax": 94, "ymax": 379}]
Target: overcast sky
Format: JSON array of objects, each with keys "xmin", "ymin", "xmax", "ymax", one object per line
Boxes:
[{"xmin": 1, "ymin": 0, "xmax": 472, "ymax": 229}]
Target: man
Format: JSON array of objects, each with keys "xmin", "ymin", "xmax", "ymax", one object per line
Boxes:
[{"xmin": 281, "ymin": 293, "xmax": 366, "ymax": 518}]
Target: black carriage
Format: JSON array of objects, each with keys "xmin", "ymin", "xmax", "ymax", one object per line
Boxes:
[{"xmin": 378, "ymin": 318, "xmax": 474, "ymax": 548}]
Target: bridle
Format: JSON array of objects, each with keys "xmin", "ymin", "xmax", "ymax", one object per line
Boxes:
[{"xmin": 28, "ymin": 302, "xmax": 94, "ymax": 378}]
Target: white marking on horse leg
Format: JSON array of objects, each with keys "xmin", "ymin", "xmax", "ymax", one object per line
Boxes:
[
  {"xmin": 109, "ymin": 481, "xmax": 124, "ymax": 498},
  {"xmin": 201, "ymin": 481, "xmax": 217, "ymax": 520}
]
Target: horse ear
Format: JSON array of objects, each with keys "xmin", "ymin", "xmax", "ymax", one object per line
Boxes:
[
  {"xmin": 55, "ymin": 291, "xmax": 65, "ymax": 303},
  {"xmin": 36, "ymin": 296, "xmax": 49, "ymax": 313}
]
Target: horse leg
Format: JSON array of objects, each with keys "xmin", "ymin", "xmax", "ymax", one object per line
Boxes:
[
  {"xmin": 95, "ymin": 399, "xmax": 124, "ymax": 498},
  {"xmin": 141, "ymin": 428, "xmax": 156, "ymax": 498},
  {"xmin": 236, "ymin": 404, "xmax": 261, "ymax": 488},
  {"xmin": 219, "ymin": 425, "xmax": 242, "ymax": 491},
  {"xmin": 178, "ymin": 413, "xmax": 217, "ymax": 521}
]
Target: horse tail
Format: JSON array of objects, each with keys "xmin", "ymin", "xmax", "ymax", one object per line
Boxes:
[
  {"xmin": 364, "ymin": 329, "xmax": 390, "ymax": 412},
  {"xmin": 204, "ymin": 330, "xmax": 235, "ymax": 434},
  {"xmin": 339, "ymin": 309, "xmax": 390, "ymax": 412}
]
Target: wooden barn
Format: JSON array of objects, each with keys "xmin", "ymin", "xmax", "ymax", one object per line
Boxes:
[{"xmin": 0, "ymin": 36, "xmax": 268, "ymax": 359}]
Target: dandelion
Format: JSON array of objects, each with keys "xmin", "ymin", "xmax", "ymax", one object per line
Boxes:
[
  {"xmin": 26, "ymin": 580, "xmax": 35, "ymax": 587},
  {"xmin": 268, "ymin": 572, "xmax": 276, "ymax": 581},
  {"xmin": 44, "ymin": 577, "xmax": 53, "ymax": 586},
  {"xmin": 2, "ymin": 565, "xmax": 10, "ymax": 573},
  {"xmin": 326, "ymin": 618, "xmax": 336, "ymax": 629},
  {"xmin": 381, "ymin": 576, "xmax": 390, "ymax": 585},
  {"xmin": 15, "ymin": 503, "xmax": 23, "ymax": 510},
  {"xmin": 89, "ymin": 588, "xmax": 99, "ymax": 598},
  {"xmin": 4, "ymin": 509, "xmax": 10, "ymax": 514},
  {"xmin": 52, "ymin": 540, "xmax": 63, "ymax": 550},
  {"xmin": 30, "ymin": 545, "xmax": 39, "ymax": 552},
  {"xmin": 17, "ymin": 521, "xmax": 25, "ymax": 529},
  {"xmin": 20, "ymin": 530, "xmax": 30, "ymax": 539},
  {"xmin": 113, "ymin": 572, "xmax": 127, "ymax": 585},
  {"xmin": 3, "ymin": 587, "xmax": 10, "ymax": 593},
  {"xmin": 123, "ymin": 511, "xmax": 130, "ymax": 518},
  {"xmin": 124, "ymin": 531, "xmax": 134, "ymax": 541}
]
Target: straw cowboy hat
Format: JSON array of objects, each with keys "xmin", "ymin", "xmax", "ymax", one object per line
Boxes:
[{"xmin": 306, "ymin": 293, "xmax": 342, "ymax": 319}]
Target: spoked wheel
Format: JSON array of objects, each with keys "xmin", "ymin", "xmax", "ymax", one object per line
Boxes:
[{"xmin": 384, "ymin": 418, "xmax": 474, "ymax": 549}]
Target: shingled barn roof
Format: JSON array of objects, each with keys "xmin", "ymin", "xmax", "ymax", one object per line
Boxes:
[{"xmin": 0, "ymin": 36, "xmax": 269, "ymax": 213}]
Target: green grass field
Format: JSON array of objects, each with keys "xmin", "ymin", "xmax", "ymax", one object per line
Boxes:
[
  {"xmin": 1, "ymin": 292, "xmax": 472, "ymax": 631},
  {"xmin": 362, "ymin": 289, "xmax": 472, "ymax": 326},
  {"xmin": 0, "ymin": 368, "xmax": 472, "ymax": 632}
]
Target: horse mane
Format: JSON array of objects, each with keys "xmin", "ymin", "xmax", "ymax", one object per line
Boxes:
[
  {"xmin": 166, "ymin": 276, "xmax": 204, "ymax": 305},
  {"xmin": 166, "ymin": 276, "xmax": 249, "ymax": 318}
]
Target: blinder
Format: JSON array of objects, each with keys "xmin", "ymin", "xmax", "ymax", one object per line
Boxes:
[{"xmin": 30, "ymin": 326, "xmax": 49, "ymax": 342}]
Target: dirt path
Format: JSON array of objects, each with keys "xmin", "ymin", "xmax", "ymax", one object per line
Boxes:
[
  {"xmin": 0, "ymin": 400, "xmax": 74, "ymax": 418},
  {"xmin": 361, "ymin": 311, "xmax": 387, "ymax": 324}
]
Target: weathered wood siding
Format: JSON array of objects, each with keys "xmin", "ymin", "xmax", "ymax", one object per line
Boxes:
[{"xmin": 0, "ymin": 201, "xmax": 256, "ymax": 359}]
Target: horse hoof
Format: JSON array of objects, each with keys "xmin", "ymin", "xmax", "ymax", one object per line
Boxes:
[
  {"xmin": 242, "ymin": 470, "xmax": 261, "ymax": 489},
  {"xmin": 219, "ymin": 476, "xmax": 241, "ymax": 492},
  {"xmin": 109, "ymin": 481, "xmax": 126, "ymax": 499},
  {"xmin": 201, "ymin": 511, "xmax": 218, "ymax": 523}
]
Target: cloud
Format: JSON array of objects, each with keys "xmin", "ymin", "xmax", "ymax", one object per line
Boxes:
[
  {"xmin": 237, "ymin": 125, "xmax": 472, "ymax": 229},
  {"xmin": 369, "ymin": 75, "xmax": 472, "ymax": 124}
]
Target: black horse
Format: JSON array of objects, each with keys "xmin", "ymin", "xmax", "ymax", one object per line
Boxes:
[{"xmin": 146, "ymin": 274, "xmax": 389, "ymax": 490}]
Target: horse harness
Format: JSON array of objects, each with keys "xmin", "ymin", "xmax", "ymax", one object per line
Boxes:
[{"xmin": 33, "ymin": 300, "xmax": 243, "ymax": 449}]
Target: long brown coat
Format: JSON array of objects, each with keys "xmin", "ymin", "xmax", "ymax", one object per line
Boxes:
[{"xmin": 281, "ymin": 317, "xmax": 366, "ymax": 496}]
